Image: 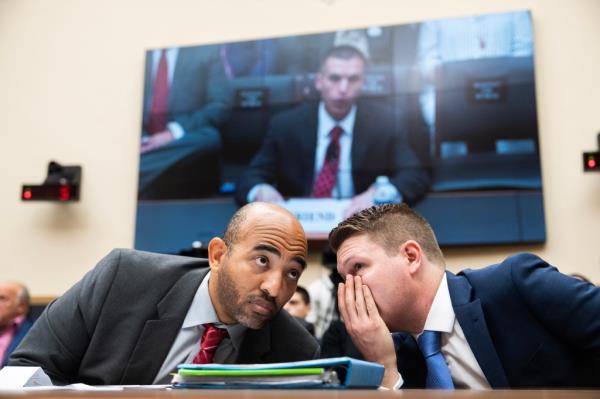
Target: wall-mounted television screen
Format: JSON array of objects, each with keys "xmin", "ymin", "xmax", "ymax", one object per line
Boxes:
[{"xmin": 135, "ymin": 9, "xmax": 545, "ymax": 254}]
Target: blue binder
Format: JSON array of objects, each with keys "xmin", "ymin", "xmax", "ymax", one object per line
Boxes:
[{"xmin": 172, "ymin": 357, "xmax": 384, "ymax": 389}]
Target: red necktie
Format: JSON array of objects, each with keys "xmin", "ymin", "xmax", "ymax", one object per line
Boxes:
[
  {"xmin": 311, "ymin": 126, "xmax": 343, "ymax": 198},
  {"xmin": 148, "ymin": 49, "xmax": 169, "ymax": 134},
  {"xmin": 192, "ymin": 323, "xmax": 228, "ymax": 364}
]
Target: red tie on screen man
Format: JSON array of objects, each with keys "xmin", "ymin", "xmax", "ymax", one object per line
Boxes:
[
  {"xmin": 148, "ymin": 49, "xmax": 169, "ymax": 134},
  {"xmin": 192, "ymin": 323, "xmax": 229, "ymax": 364},
  {"xmin": 311, "ymin": 125, "xmax": 343, "ymax": 198}
]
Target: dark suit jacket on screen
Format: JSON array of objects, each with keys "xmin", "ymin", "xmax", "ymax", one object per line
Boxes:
[
  {"xmin": 235, "ymin": 101, "xmax": 431, "ymax": 205},
  {"xmin": 138, "ymin": 46, "xmax": 231, "ymax": 200},
  {"xmin": 394, "ymin": 253, "xmax": 600, "ymax": 388},
  {"xmin": 8, "ymin": 249, "xmax": 319, "ymax": 385}
]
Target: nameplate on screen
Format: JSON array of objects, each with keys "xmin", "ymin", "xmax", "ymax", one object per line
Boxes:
[{"xmin": 278, "ymin": 198, "xmax": 351, "ymax": 238}]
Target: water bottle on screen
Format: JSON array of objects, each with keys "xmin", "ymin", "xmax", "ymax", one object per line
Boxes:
[{"xmin": 373, "ymin": 176, "xmax": 402, "ymax": 206}]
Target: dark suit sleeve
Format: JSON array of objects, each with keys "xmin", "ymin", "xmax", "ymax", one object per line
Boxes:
[
  {"xmin": 8, "ymin": 250, "xmax": 124, "ymax": 385},
  {"xmin": 509, "ymin": 254, "xmax": 600, "ymax": 358},
  {"xmin": 352, "ymin": 100, "xmax": 431, "ymax": 205},
  {"xmin": 388, "ymin": 131, "xmax": 431, "ymax": 205},
  {"xmin": 172, "ymin": 46, "xmax": 230, "ymax": 134},
  {"xmin": 235, "ymin": 118, "xmax": 283, "ymax": 205}
]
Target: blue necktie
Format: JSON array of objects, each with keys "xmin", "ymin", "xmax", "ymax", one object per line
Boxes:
[{"xmin": 417, "ymin": 330, "xmax": 454, "ymax": 389}]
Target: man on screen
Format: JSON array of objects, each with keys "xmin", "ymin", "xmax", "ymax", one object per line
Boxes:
[
  {"xmin": 331, "ymin": 204, "xmax": 600, "ymax": 389},
  {"xmin": 9, "ymin": 203, "xmax": 319, "ymax": 385},
  {"xmin": 138, "ymin": 45, "xmax": 230, "ymax": 200},
  {"xmin": 236, "ymin": 45, "xmax": 430, "ymax": 215}
]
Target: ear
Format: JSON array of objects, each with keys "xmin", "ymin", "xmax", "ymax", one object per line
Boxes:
[
  {"xmin": 208, "ymin": 237, "xmax": 227, "ymax": 272},
  {"xmin": 16, "ymin": 301, "xmax": 28, "ymax": 317},
  {"xmin": 402, "ymin": 240, "xmax": 423, "ymax": 275}
]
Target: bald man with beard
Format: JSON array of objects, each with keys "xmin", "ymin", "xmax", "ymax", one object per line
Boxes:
[
  {"xmin": 9, "ymin": 203, "xmax": 319, "ymax": 385},
  {"xmin": 0, "ymin": 281, "xmax": 32, "ymax": 366}
]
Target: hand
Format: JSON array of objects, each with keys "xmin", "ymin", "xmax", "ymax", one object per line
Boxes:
[
  {"xmin": 254, "ymin": 185, "xmax": 284, "ymax": 202},
  {"xmin": 343, "ymin": 187, "xmax": 375, "ymax": 218},
  {"xmin": 140, "ymin": 130, "xmax": 175, "ymax": 154},
  {"xmin": 338, "ymin": 275, "xmax": 399, "ymax": 389}
]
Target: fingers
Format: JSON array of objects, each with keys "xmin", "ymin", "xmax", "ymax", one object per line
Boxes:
[
  {"xmin": 362, "ymin": 284, "xmax": 379, "ymax": 319},
  {"xmin": 353, "ymin": 276, "xmax": 368, "ymax": 320},
  {"xmin": 344, "ymin": 275, "xmax": 359, "ymax": 325},
  {"xmin": 337, "ymin": 282, "xmax": 350, "ymax": 324}
]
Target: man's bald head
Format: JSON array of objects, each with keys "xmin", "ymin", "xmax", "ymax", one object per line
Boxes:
[
  {"xmin": 223, "ymin": 202, "xmax": 305, "ymax": 248},
  {"xmin": 0, "ymin": 281, "xmax": 30, "ymax": 330}
]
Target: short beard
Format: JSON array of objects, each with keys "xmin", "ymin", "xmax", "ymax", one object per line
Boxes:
[{"xmin": 216, "ymin": 261, "xmax": 273, "ymax": 329}]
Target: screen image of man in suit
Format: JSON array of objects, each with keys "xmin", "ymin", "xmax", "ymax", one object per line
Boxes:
[
  {"xmin": 0, "ymin": 282, "xmax": 32, "ymax": 367},
  {"xmin": 138, "ymin": 45, "xmax": 230, "ymax": 200},
  {"xmin": 330, "ymin": 204, "xmax": 600, "ymax": 389},
  {"xmin": 9, "ymin": 203, "xmax": 319, "ymax": 385},
  {"xmin": 236, "ymin": 45, "xmax": 430, "ymax": 215}
]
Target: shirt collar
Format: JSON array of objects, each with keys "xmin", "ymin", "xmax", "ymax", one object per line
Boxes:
[
  {"xmin": 0, "ymin": 315, "xmax": 25, "ymax": 335},
  {"xmin": 318, "ymin": 101, "xmax": 356, "ymax": 139},
  {"xmin": 420, "ymin": 274, "xmax": 455, "ymax": 334},
  {"xmin": 13, "ymin": 315, "xmax": 25, "ymax": 328},
  {"xmin": 182, "ymin": 271, "xmax": 247, "ymax": 350}
]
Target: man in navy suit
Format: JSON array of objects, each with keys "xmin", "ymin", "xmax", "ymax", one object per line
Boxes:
[
  {"xmin": 330, "ymin": 204, "xmax": 600, "ymax": 389},
  {"xmin": 236, "ymin": 45, "xmax": 430, "ymax": 214},
  {"xmin": 0, "ymin": 282, "xmax": 33, "ymax": 366},
  {"xmin": 138, "ymin": 45, "xmax": 230, "ymax": 200}
]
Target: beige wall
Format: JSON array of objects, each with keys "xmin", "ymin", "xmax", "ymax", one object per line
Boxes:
[{"xmin": 1, "ymin": 0, "xmax": 599, "ymax": 296}]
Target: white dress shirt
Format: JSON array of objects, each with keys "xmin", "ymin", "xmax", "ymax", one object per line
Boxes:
[
  {"xmin": 152, "ymin": 271, "xmax": 247, "ymax": 384},
  {"xmin": 314, "ymin": 101, "xmax": 356, "ymax": 198},
  {"xmin": 408, "ymin": 274, "xmax": 491, "ymax": 389},
  {"xmin": 247, "ymin": 102, "xmax": 357, "ymax": 202}
]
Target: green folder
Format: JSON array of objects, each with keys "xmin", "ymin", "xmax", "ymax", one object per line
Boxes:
[{"xmin": 178, "ymin": 368, "xmax": 324, "ymax": 377}]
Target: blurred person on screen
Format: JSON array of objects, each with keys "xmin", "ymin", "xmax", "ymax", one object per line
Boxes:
[
  {"xmin": 9, "ymin": 203, "xmax": 319, "ymax": 385},
  {"xmin": 283, "ymin": 286, "xmax": 315, "ymax": 336},
  {"xmin": 0, "ymin": 281, "xmax": 32, "ymax": 367},
  {"xmin": 416, "ymin": 11, "xmax": 533, "ymax": 150},
  {"xmin": 331, "ymin": 204, "xmax": 600, "ymax": 389},
  {"xmin": 236, "ymin": 45, "xmax": 430, "ymax": 216},
  {"xmin": 138, "ymin": 45, "xmax": 230, "ymax": 200}
]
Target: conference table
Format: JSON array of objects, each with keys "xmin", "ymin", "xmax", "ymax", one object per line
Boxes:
[{"xmin": 1, "ymin": 389, "xmax": 598, "ymax": 399}]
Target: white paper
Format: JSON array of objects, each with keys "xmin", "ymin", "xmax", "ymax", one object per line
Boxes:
[{"xmin": 0, "ymin": 366, "xmax": 53, "ymax": 388}]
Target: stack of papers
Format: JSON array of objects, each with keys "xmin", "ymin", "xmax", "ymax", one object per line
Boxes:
[{"xmin": 171, "ymin": 357, "xmax": 384, "ymax": 389}]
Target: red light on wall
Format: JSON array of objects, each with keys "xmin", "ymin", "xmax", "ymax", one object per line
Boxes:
[
  {"xmin": 59, "ymin": 185, "xmax": 71, "ymax": 201},
  {"xmin": 23, "ymin": 190, "xmax": 32, "ymax": 200},
  {"xmin": 583, "ymin": 152, "xmax": 600, "ymax": 172}
]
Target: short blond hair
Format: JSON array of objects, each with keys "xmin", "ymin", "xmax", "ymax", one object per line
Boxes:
[{"xmin": 329, "ymin": 204, "xmax": 445, "ymax": 266}]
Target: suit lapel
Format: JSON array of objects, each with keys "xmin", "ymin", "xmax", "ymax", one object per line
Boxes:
[
  {"xmin": 351, "ymin": 103, "xmax": 368, "ymax": 175},
  {"xmin": 393, "ymin": 332, "xmax": 426, "ymax": 388},
  {"xmin": 120, "ymin": 267, "xmax": 209, "ymax": 384},
  {"xmin": 300, "ymin": 104, "xmax": 319, "ymax": 194},
  {"xmin": 447, "ymin": 272, "xmax": 509, "ymax": 388},
  {"xmin": 235, "ymin": 319, "xmax": 271, "ymax": 363}
]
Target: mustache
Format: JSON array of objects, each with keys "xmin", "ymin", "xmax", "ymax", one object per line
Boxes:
[{"xmin": 248, "ymin": 293, "xmax": 277, "ymax": 311}]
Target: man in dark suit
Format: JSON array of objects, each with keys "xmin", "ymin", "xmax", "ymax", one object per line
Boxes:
[
  {"xmin": 0, "ymin": 282, "xmax": 33, "ymax": 366},
  {"xmin": 9, "ymin": 203, "xmax": 319, "ymax": 385},
  {"xmin": 330, "ymin": 204, "xmax": 600, "ymax": 389},
  {"xmin": 236, "ymin": 45, "xmax": 430, "ymax": 214},
  {"xmin": 138, "ymin": 45, "xmax": 230, "ymax": 200}
]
